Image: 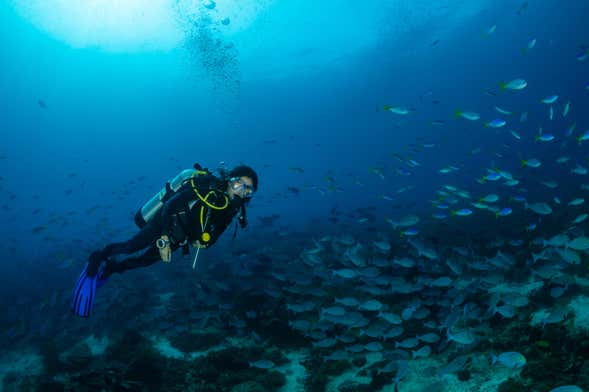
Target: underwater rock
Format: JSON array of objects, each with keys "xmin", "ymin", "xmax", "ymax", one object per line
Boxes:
[
  {"xmin": 256, "ymin": 370, "xmax": 286, "ymax": 390},
  {"xmin": 577, "ymin": 361, "xmax": 589, "ymax": 386},
  {"xmin": 169, "ymin": 329, "xmax": 224, "ymax": 352},
  {"xmin": 304, "ymin": 358, "xmax": 329, "ymax": 392},
  {"xmin": 457, "ymin": 368, "xmax": 471, "ymax": 381},
  {"xmin": 231, "ymin": 381, "xmax": 267, "ymax": 392},
  {"xmin": 104, "ymin": 330, "xmax": 167, "ymax": 389},
  {"xmin": 258, "ymin": 315, "xmax": 309, "ymax": 347},
  {"xmin": 124, "ymin": 349, "xmax": 166, "ymax": 387},
  {"xmin": 32, "ymin": 378, "xmax": 66, "ymax": 392},
  {"xmin": 105, "ymin": 330, "xmax": 147, "ymax": 361},
  {"xmin": 368, "ymin": 368, "xmax": 395, "ymax": 390},
  {"xmin": 325, "ymin": 359, "xmax": 352, "ymax": 376},
  {"xmin": 60, "ymin": 342, "xmax": 93, "ymax": 371},
  {"xmin": 352, "ymin": 357, "xmax": 367, "ymax": 367},
  {"xmin": 2, "ymin": 372, "xmax": 21, "ymax": 390},
  {"xmin": 188, "ymin": 345, "xmax": 287, "ymax": 390},
  {"xmin": 337, "ymin": 379, "xmax": 372, "ymax": 392},
  {"xmin": 498, "ymin": 378, "xmax": 528, "ymax": 392},
  {"xmin": 511, "ymin": 324, "xmax": 589, "ymax": 391},
  {"xmin": 70, "ymin": 370, "xmax": 111, "ymax": 390},
  {"xmin": 190, "ymin": 357, "xmax": 223, "ymax": 384},
  {"xmin": 568, "ymin": 296, "xmax": 589, "ymax": 333},
  {"xmin": 304, "ymin": 372, "xmax": 328, "ymax": 392},
  {"xmin": 206, "ymin": 347, "xmax": 254, "ymax": 371},
  {"xmin": 263, "ymin": 347, "xmax": 290, "ymax": 367},
  {"xmin": 39, "ymin": 341, "xmax": 61, "ymax": 375},
  {"xmin": 304, "ymin": 354, "xmax": 352, "ymax": 392}
]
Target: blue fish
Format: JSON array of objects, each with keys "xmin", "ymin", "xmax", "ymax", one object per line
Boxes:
[
  {"xmin": 485, "ymin": 119, "xmax": 507, "ymax": 128},
  {"xmin": 482, "ymin": 172, "xmax": 502, "ymax": 182},
  {"xmin": 401, "ymin": 228, "xmax": 419, "ymax": 236},
  {"xmin": 577, "ymin": 129, "xmax": 589, "ymax": 144},
  {"xmin": 492, "ymin": 351, "xmax": 526, "ymax": 368},
  {"xmin": 535, "ymin": 134, "xmax": 555, "ymax": 142},
  {"xmin": 496, "ymin": 208, "xmax": 512, "ymax": 217},
  {"xmin": 565, "ymin": 122, "xmax": 577, "ymax": 137},
  {"xmin": 577, "ymin": 49, "xmax": 589, "ymax": 61},
  {"xmin": 452, "ymin": 208, "xmax": 473, "ymax": 217},
  {"xmin": 549, "ymin": 386, "xmax": 583, "ymax": 392},
  {"xmin": 541, "ymin": 94, "xmax": 559, "ymax": 104}
]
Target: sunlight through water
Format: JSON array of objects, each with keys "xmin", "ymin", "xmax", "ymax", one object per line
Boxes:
[{"xmin": 8, "ymin": 0, "xmax": 269, "ymax": 52}]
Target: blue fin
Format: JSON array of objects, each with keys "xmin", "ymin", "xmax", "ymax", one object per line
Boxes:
[{"xmin": 71, "ymin": 264, "xmax": 98, "ymax": 317}]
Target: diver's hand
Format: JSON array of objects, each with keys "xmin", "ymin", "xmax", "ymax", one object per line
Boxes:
[
  {"xmin": 157, "ymin": 235, "xmax": 172, "ymax": 262},
  {"xmin": 193, "ymin": 240, "xmax": 206, "ymax": 249},
  {"xmin": 160, "ymin": 245, "xmax": 171, "ymax": 262}
]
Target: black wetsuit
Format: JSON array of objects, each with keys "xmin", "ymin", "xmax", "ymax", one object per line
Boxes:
[{"xmin": 87, "ymin": 174, "xmax": 244, "ymax": 277}]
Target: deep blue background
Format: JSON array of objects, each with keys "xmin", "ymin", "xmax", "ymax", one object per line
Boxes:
[{"xmin": 0, "ymin": 0, "xmax": 588, "ymax": 302}]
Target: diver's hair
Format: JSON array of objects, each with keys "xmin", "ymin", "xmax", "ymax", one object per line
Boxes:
[{"xmin": 228, "ymin": 165, "xmax": 259, "ymax": 191}]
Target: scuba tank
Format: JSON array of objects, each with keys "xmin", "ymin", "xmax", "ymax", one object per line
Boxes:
[{"xmin": 134, "ymin": 169, "xmax": 196, "ymax": 228}]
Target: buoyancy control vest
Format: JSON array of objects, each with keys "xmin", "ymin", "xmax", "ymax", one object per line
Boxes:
[{"xmin": 133, "ymin": 163, "xmax": 214, "ymax": 228}]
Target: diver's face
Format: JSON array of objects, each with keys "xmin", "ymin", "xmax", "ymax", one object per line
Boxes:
[{"xmin": 228, "ymin": 176, "xmax": 255, "ymax": 199}]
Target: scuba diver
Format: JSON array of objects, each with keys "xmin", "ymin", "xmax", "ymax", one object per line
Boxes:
[{"xmin": 71, "ymin": 163, "xmax": 258, "ymax": 317}]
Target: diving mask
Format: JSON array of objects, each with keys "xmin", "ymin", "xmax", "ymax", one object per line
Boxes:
[{"xmin": 231, "ymin": 177, "xmax": 254, "ymax": 198}]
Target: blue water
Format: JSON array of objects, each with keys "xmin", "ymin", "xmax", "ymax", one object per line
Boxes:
[{"xmin": 1, "ymin": 1, "xmax": 589, "ymax": 390}]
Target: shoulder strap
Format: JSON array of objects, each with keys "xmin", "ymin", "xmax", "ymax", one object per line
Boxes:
[{"xmin": 189, "ymin": 173, "xmax": 229, "ymax": 210}]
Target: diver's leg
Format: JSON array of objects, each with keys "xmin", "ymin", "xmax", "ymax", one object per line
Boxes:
[
  {"xmin": 103, "ymin": 221, "xmax": 162, "ymax": 256},
  {"xmin": 100, "ymin": 246, "xmax": 162, "ymax": 277},
  {"xmin": 87, "ymin": 221, "xmax": 162, "ymax": 276}
]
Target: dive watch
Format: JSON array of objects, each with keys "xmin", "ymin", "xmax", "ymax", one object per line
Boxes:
[{"xmin": 156, "ymin": 238, "xmax": 170, "ymax": 249}]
